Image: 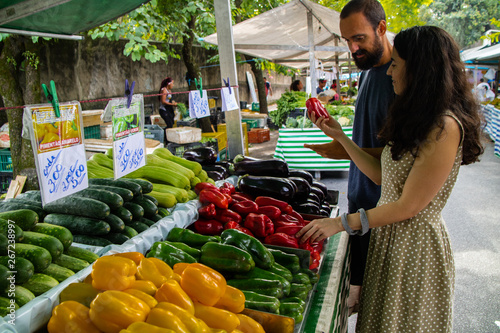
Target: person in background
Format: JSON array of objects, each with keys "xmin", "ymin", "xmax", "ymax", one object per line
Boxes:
[
  {"xmin": 304, "ymin": 0, "xmax": 394, "ymax": 315},
  {"xmin": 263, "ymin": 77, "xmax": 273, "ymax": 97},
  {"xmin": 158, "ymin": 77, "xmax": 177, "ymax": 130},
  {"xmin": 290, "ymin": 80, "xmax": 304, "ymax": 91},
  {"xmin": 299, "ymin": 25, "xmax": 483, "ymax": 332},
  {"xmin": 316, "ymin": 79, "xmax": 327, "ymax": 94}
]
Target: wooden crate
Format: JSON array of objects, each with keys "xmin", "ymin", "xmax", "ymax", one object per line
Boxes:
[{"xmin": 248, "ymin": 128, "xmax": 270, "ymax": 144}]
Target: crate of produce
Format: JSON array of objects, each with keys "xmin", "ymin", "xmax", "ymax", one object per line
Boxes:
[
  {"xmin": 176, "ymin": 118, "xmax": 197, "ymax": 127},
  {"xmin": 166, "ymin": 127, "xmax": 202, "ymax": 144},
  {"xmin": 202, "ymin": 132, "xmax": 226, "ymax": 152},
  {"xmin": 248, "ymin": 128, "xmax": 270, "ymax": 144},
  {"xmin": 216, "ymin": 123, "xmax": 249, "ymax": 155},
  {"xmin": 144, "ymin": 124, "xmax": 165, "ymax": 143},
  {"xmin": 251, "ymin": 102, "xmax": 260, "ymax": 111},
  {"xmin": 241, "ymin": 119, "xmax": 259, "ymax": 130},
  {"xmin": 0, "ymin": 149, "xmax": 13, "ymax": 172},
  {"xmin": 166, "ymin": 141, "xmax": 217, "ymax": 157},
  {"xmin": 84, "ymin": 125, "xmax": 101, "ymax": 139},
  {"xmin": 0, "ymin": 172, "xmax": 13, "ymax": 193}
]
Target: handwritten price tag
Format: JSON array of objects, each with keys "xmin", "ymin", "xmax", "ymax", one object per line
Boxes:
[
  {"xmin": 189, "ymin": 90, "xmax": 210, "ymax": 118},
  {"xmin": 113, "ymin": 131, "xmax": 146, "ymax": 179},
  {"xmin": 221, "ymin": 87, "xmax": 239, "ymax": 111}
]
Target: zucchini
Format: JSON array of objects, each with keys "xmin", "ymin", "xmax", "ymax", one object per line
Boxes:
[
  {"xmin": 112, "ymin": 207, "xmax": 133, "ymax": 223},
  {"xmin": 104, "ymin": 214, "xmax": 126, "ymax": 232},
  {"xmin": 31, "ymin": 223, "xmax": 73, "ymax": 250},
  {"xmin": 64, "ymin": 246, "xmax": 99, "ymax": 264},
  {"xmin": 90, "ymin": 152, "xmax": 114, "ymax": 169},
  {"xmin": 197, "ymin": 170, "xmax": 208, "ymax": 183},
  {"xmin": 153, "ymin": 148, "xmax": 203, "ymax": 175},
  {"xmin": 0, "ymin": 201, "xmax": 45, "ymax": 219},
  {"xmin": 139, "ymin": 217, "xmax": 155, "ymax": 227},
  {"xmin": 124, "ymin": 166, "xmax": 191, "ymax": 190},
  {"xmin": 121, "ymin": 226, "xmax": 138, "ymax": 239},
  {"xmin": 145, "ymin": 154, "xmax": 195, "ymax": 180},
  {"xmin": 43, "ymin": 214, "xmax": 110, "ymax": 236},
  {"xmin": 143, "ymin": 194, "xmax": 158, "ymax": 207},
  {"xmin": 15, "ymin": 190, "xmax": 42, "ymax": 203},
  {"xmin": 89, "ymin": 184, "xmax": 134, "ymax": 202},
  {"xmin": 0, "ymin": 209, "xmax": 39, "ymax": 231},
  {"xmin": 53, "ymin": 254, "xmax": 89, "ymax": 272},
  {"xmin": 88, "ymin": 178, "xmax": 142, "ymax": 196},
  {"xmin": 14, "ymin": 243, "xmax": 52, "ymax": 272},
  {"xmin": 151, "ymin": 183, "xmax": 188, "ymax": 203},
  {"xmin": 132, "ymin": 196, "xmax": 158, "ymax": 217},
  {"xmin": 72, "ymin": 188, "xmax": 123, "ymax": 210},
  {"xmin": 87, "ymin": 160, "xmax": 114, "ymax": 178},
  {"xmin": 187, "ymin": 190, "xmax": 198, "ymax": 201},
  {"xmin": 127, "ymin": 179, "xmax": 153, "ymax": 194},
  {"xmin": 0, "ymin": 256, "xmax": 34, "ymax": 284},
  {"xmin": 0, "ymin": 218, "xmax": 24, "ymax": 242},
  {"xmin": 128, "ymin": 221, "xmax": 149, "ymax": 234},
  {"xmin": 72, "ymin": 235, "xmax": 112, "ymax": 247},
  {"xmin": 147, "ymin": 191, "xmax": 177, "ymax": 208},
  {"xmin": 123, "ymin": 202, "xmax": 144, "ymax": 220},
  {"xmin": 42, "ymin": 263, "xmax": 75, "ymax": 282},
  {"xmin": 103, "ymin": 232, "xmax": 130, "ymax": 244},
  {"xmin": 11, "ymin": 285, "xmax": 35, "ymax": 307},
  {"xmin": 22, "ymin": 273, "xmax": 59, "ymax": 296},
  {"xmin": 43, "ymin": 196, "xmax": 110, "ymax": 219},
  {"xmin": 21, "ymin": 231, "xmax": 64, "ymax": 261}
]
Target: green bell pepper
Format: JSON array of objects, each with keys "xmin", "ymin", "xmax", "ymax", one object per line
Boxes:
[
  {"xmin": 200, "ymin": 241, "xmax": 255, "ymax": 273},
  {"xmin": 288, "ymin": 283, "xmax": 311, "ymax": 301},
  {"xmin": 165, "ymin": 241, "xmax": 201, "ymax": 260},
  {"xmin": 227, "ymin": 278, "xmax": 284, "ymax": 299},
  {"xmin": 242, "ymin": 291, "xmax": 280, "ymax": 314},
  {"xmin": 292, "ymin": 272, "xmax": 312, "ymax": 287},
  {"xmin": 268, "ymin": 262, "xmax": 293, "ymax": 282},
  {"xmin": 299, "ymin": 268, "xmax": 319, "ymax": 284},
  {"xmin": 279, "ymin": 301, "xmax": 304, "ymax": 323},
  {"xmin": 220, "ymin": 229, "xmax": 274, "ymax": 269},
  {"xmin": 267, "ymin": 248, "xmax": 301, "ymax": 273},
  {"xmin": 146, "ymin": 241, "xmax": 197, "ymax": 267},
  {"xmin": 281, "ymin": 297, "xmax": 306, "ymax": 308},
  {"xmin": 234, "ymin": 267, "xmax": 290, "ymax": 296},
  {"xmin": 166, "ymin": 227, "xmax": 220, "ymax": 248}
]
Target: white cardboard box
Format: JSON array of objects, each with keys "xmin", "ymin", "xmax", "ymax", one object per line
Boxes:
[{"xmin": 165, "ymin": 127, "xmax": 202, "ymax": 144}]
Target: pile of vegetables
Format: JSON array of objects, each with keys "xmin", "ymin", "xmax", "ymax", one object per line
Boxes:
[
  {"xmin": 269, "ymin": 91, "xmax": 307, "ymax": 128},
  {"xmin": 325, "ymin": 105, "xmax": 355, "ymax": 126},
  {"xmin": 48, "ymin": 252, "xmax": 265, "ymax": 332},
  {"xmin": 183, "ymin": 146, "xmax": 231, "ymax": 181},
  {"xmin": 285, "ymin": 116, "xmax": 313, "ymax": 128}
]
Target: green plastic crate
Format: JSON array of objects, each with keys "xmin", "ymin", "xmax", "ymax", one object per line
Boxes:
[
  {"xmin": 242, "ymin": 119, "xmax": 259, "ymax": 130},
  {"xmin": 0, "ymin": 172, "xmax": 13, "ymax": 193},
  {"xmin": 0, "ymin": 149, "xmax": 13, "ymax": 172},
  {"xmin": 84, "ymin": 125, "xmax": 101, "ymax": 139}
]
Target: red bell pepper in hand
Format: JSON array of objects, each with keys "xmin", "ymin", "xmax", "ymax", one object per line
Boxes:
[
  {"xmin": 199, "ymin": 189, "xmax": 229, "ymax": 209},
  {"xmin": 264, "ymin": 232, "xmax": 299, "ymax": 249},
  {"xmin": 231, "ymin": 200, "xmax": 259, "ymax": 216},
  {"xmin": 198, "ymin": 203, "xmax": 216, "ymax": 219},
  {"xmin": 194, "ymin": 219, "xmax": 224, "ymax": 235},
  {"xmin": 224, "ymin": 221, "xmax": 255, "ymax": 237},
  {"xmin": 220, "ymin": 182, "xmax": 236, "ymax": 195},
  {"xmin": 275, "ymin": 225, "xmax": 303, "ymax": 236},
  {"xmin": 195, "ymin": 182, "xmax": 219, "ymax": 194},
  {"xmin": 255, "ymin": 196, "xmax": 293, "ymax": 214},
  {"xmin": 257, "ymin": 205, "xmax": 281, "ymax": 221},
  {"xmin": 306, "ymin": 97, "xmax": 330, "ymax": 119},
  {"xmin": 215, "ymin": 208, "xmax": 242, "ymax": 224},
  {"xmin": 244, "ymin": 213, "xmax": 274, "ymax": 238}
]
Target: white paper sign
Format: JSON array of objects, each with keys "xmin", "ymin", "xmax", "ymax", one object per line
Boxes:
[
  {"xmin": 189, "ymin": 90, "xmax": 210, "ymax": 118},
  {"xmin": 221, "ymin": 87, "xmax": 239, "ymax": 111},
  {"xmin": 113, "ymin": 131, "xmax": 146, "ymax": 179}
]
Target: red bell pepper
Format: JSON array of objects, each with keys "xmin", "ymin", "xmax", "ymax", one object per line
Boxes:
[
  {"xmin": 309, "ymin": 258, "xmax": 320, "ymax": 270},
  {"xmin": 231, "ymin": 193, "xmax": 253, "ymax": 203},
  {"xmin": 257, "ymin": 205, "xmax": 281, "ymax": 221},
  {"xmin": 219, "ymin": 187, "xmax": 232, "ymax": 196},
  {"xmin": 274, "ymin": 219, "xmax": 301, "ymax": 229},
  {"xmin": 275, "ymin": 225, "xmax": 303, "ymax": 236},
  {"xmin": 199, "ymin": 189, "xmax": 229, "ymax": 209},
  {"xmin": 243, "ymin": 213, "xmax": 274, "ymax": 238},
  {"xmin": 223, "ymin": 193, "xmax": 233, "ymax": 206},
  {"xmin": 220, "ymin": 182, "xmax": 236, "ymax": 195},
  {"xmin": 310, "ymin": 250, "xmax": 321, "ymax": 261},
  {"xmin": 289, "ymin": 210, "xmax": 305, "ymax": 225},
  {"xmin": 264, "ymin": 232, "xmax": 299, "ymax": 249},
  {"xmin": 231, "ymin": 200, "xmax": 259, "ymax": 216},
  {"xmin": 224, "ymin": 221, "xmax": 255, "ymax": 237},
  {"xmin": 198, "ymin": 203, "xmax": 216, "ymax": 219},
  {"xmin": 311, "ymin": 240, "xmax": 324, "ymax": 253},
  {"xmin": 306, "ymin": 97, "xmax": 330, "ymax": 119},
  {"xmin": 194, "ymin": 219, "xmax": 224, "ymax": 235},
  {"xmin": 194, "ymin": 182, "xmax": 219, "ymax": 194},
  {"xmin": 255, "ymin": 196, "xmax": 293, "ymax": 214},
  {"xmin": 214, "ymin": 208, "xmax": 242, "ymax": 224},
  {"xmin": 276, "ymin": 213, "xmax": 301, "ymax": 225},
  {"xmin": 299, "ymin": 239, "xmax": 314, "ymax": 253}
]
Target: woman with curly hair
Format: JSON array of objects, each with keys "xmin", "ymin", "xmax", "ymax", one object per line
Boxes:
[
  {"xmin": 158, "ymin": 77, "xmax": 177, "ymax": 129},
  {"xmin": 298, "ymin": 26, "xmax": 483, "ymax": 332}
]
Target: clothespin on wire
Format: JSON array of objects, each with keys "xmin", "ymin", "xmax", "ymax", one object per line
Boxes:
[
  {"xmin": 42, "ymin": 80, "xmax": 60, "ymax": 117},
  {"xmin": 194, "ymin": 77, "xmax": 203, "ymax": 98},
  {"xmin": 125, "ymin": 79, "xmax": 135, "ymax": 108},
  {"xmin": 223, "ymin": 77, "xmax": 231, "ymax": 94}
]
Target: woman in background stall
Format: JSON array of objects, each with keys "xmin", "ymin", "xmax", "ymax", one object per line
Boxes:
[{"xmin": 158, "ymin": 77, "xmax": 177, "ymax": 130}]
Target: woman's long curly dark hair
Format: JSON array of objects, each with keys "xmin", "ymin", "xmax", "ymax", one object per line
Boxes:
[
  {"xmin": 158, "ymin": 77, "xmax": 173, "ymax": 102},
  {"xmin": 379, "ymin": 26, "xmax": 483, "ymax": 165}
]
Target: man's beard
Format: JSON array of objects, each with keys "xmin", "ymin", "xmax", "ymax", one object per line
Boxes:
[{"xmin": 352, "ymin": 36, "xmax": 384, "ymax": 70}]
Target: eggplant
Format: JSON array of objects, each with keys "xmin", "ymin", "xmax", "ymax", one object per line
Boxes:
[
  {"xmin": 183, "ymin": 147, "xmax": 217, "ymax": 165},
  {"xmin": 233, "ymin": 159, "xmax": 289, "ymax": 177},
  {"xmin": 213, "ymin": 161, "xmax": 233, "ymax": 170},
  {"xmin": 233, "ymin": 154, "xmax": 260, "ymax": 163},
  {"xmin": 294, "ymin": 203, "xmax": 321, "ymax": 215},
  {"xmin": 202, "ymin": 165, "xmax": 229, "ymax": 178},
  {"xmin": 238, "ymin": 175, "xmax": 296, "ymax": 202},
  {"xmin": 288, "ymin": 177, "xmax": 311, "ymax": 201},
  {"xmin": 206, "ymin": 170, "xmax": 225, "ymax": 181},
  {"xmin": 312, "ymin": 181, "xmax": 328, "ymax": 197},
  {"xmin": 308, "ymin": 192, "xmax": 321, "ymax": 205},
  {"xmin": 288, "ymin": 169, "xmax": 314, "ymax": 185},
  {"xmin": 310, "ymin": 186, "xmax": 325, "ymax": 202},
  {"xmin": 319, "ymin": 209, "xmax": 330, "ymax": 217}
]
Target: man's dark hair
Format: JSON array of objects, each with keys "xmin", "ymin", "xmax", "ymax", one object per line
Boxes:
[
  {"xmin": 340, "ymin": 0, "xmax": 386, "ymax": 31},
  {"xmin": 319, "ymin": 79, "xmax": 326, "ymax": 83}
]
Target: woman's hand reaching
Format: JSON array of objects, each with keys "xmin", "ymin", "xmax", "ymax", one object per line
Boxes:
[{"xmin": 296, "ymin": 217, "xmax": 343, "ymax": 244}]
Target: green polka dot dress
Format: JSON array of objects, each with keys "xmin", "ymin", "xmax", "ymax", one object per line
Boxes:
[{"xmin": 356, "ymin": 114, "xmax": 461, "ymax": 332}]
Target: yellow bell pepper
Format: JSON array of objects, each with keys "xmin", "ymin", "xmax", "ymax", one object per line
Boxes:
[
  {"xmin": 45, "ymin": 122, "xmax": 60, "ymax": 134},
  {"xmin": 112, "ymin": 252, "xmax": 145, "ymax": 266},
  {"xmin": 34, "ymin": 123, "xmax": 46, "ymax": 142},
  {"xmin": 146, "ymin": 307, "xmax": 191, "ymax": 333},
  {"xmin": 155, "ymin": 279, "xmax": 194, "ymax": 314},
  {"xmin": 59, "ymin": 282, "xmax": 101, "ymax": 308},
  {"xmin": 47, "ymin": 301, "xmax": 100, "ymax": 333},
  {"xmin": 61, "ymin": 120, "xmax": 79, "ymax": 140},
  {"xmin": 84, "ymin": 273, "xmax": 93, "ymax": 284},
  {"xmin": 156, "ymin": 302, "xmax": 205, "ymax": 333},
  {"xmin": 89, "ymin": 290, "xmax": 150, "ymax": 333},
  {"xmin": 180, "ymin": 263, "xmax": 226, "ymax": 307},
  {"xmin": 214, "ymin": 286, "xmax": 245, "ymax": 314},
  {"xmin": 128, "ymin": 280, "xmax": 158, "ymax": 296},
  {"xmin": 121, "ymin": 321, "xmax": 176, "ymax": 333},
  {"xmin": 231, "ymin": 330, "xmax": 245, "ymax": 333},
  {"xmin": 41, "ymin": 132, "xmax": 60, "ymax": 144},
  {"xmin": 193, "ymin": 302, "xmax": 240, "ymax": 332},
  {"xmin": 136, "ymin": 257, "xmax": 174, "ymax": 288},
  {"xmin": 124, "ymin": 288, "xmax": 158, "ymax": 308},
  {"xmin": 235, "ymin": 314, "xmax": 265, "ymax": 333},
  {"xmin": 172, "ymin": 272, "xmax": 182, "ymax": 283},
  {"xmin": 173, "ymin": 262, "xmax": 190, "ymax": 276},
  {"xmin": 92, "ymin": 256, "xmax": 137, "ymax": 291}
]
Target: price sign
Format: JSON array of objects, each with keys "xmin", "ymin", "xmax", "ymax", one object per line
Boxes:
[
  {"xmin": 189, "ymin": 90, "xmax": 210, "ymax": 118},
  {"xmin": 25, "ymin": 102, "xmax": 88, "ymax": 205},
  {"xmin": 221, "ymin": 87, "xmax": 239, "ymax": 111}
]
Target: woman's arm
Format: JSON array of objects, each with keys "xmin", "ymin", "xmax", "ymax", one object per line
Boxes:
[
  {"xmin": 297, "ymin": 116, "xmax": 461, "ymax": 243},
  {"xmin": 304, "ymin": 140, "xmax": 383, "ymax": 160},
  {"xmin": 160, "ymin": 88, "xmax": 177, "ymax": 106}
]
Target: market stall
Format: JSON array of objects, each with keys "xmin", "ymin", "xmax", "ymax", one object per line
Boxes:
[{"xmin": 481, "ymin": 104, "xmax": 500, "ymax": 158}]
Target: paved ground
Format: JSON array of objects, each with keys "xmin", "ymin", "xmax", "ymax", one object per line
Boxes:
[{"xmin": 248, "ymin": 130, "xmax": 500, "ymax": 333}]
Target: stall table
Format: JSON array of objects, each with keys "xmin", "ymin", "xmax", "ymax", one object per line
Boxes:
[{"xmin": 481, "ymin": 104, "xmax": 500, "ymax": 158}]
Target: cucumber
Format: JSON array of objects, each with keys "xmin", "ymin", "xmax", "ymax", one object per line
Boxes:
[
  {"xmin": 157, "ymin": 207, "xmax": 170, "ymax": 218},
  {"xmin": 21, "ymin": 231, "xmax": 64, "ymax": 261},
  {"xmin": 16, "ymin": 190, "xmax": 42, "ymax": 202},
  {"xmin": 31, "ymin": 223, "xmax": 73, "ymax": 250},
  {"xmin": 104, "ymin": 214, "xmax": 125, "ymax": 232},
  {"xmin": 12, "ymin": 285, "xmax": 35, "ymax": 307},
  {"xmin": 128, "ymin": 221, "xmax": 149, "ymax": 234},
  {"xmin": 72, "ymin": 235, "xmax": 113, "ymax": 247},
  {"xmin": 44, "ymin": 214, "xmax": 110, "ymax": 236},
  {"xmin": 4, "ymin": 198, "xmax": 42, "ymax": 208},
  {"xmin": 88, "ymin": 178, "xmax": 142, "ymax": 196},
  {"xmin": 64, "ymin": 246, "xmax": 99, "ymax": 264},
  {"xmin": 0, "ymin": 234, "xmax": 7, "ymax": 255},
  {"xmin": 0, "ymin": 201, "xmax": 45, "ymax": 219},
  {"xmin": 14, "ymin": 243, "xmax": 52, "ymax": 272},
  {"xmin": 0, "ymin": 218, "xmax": 24, "ymax": 242},
  {"xmin": 103, "ymin": 232, "xmax": 130, "ymax": 244},
  {"xmin": 42, "ymin": 263, "xmax": 75, "ymax": 282},
  {"xmin": 139, "ymin": 217, "xmax": 156, "ymax": 227},
  {"xmin": 71, "ymin": 188, "xmax": 124, "ymax": 210},
  {"xmin": 121, "ymin": 226, "xmax": 138, "ymax": 239},
  {"xmin": 0, "ymin": 209, "xmax": 39, "ymax": 231},
  {"xmin": 143, "ymin": 194, "xmax": 158, "ymax": 206},
  {"xmin": 53, "ymin": 254, "xmax": 89, "ymax": 272},
  {"xmin": 0, "ymin": 264, "xmax": 12, "ymax": 293},
  {"xmin": 43, "ymin": 196, "xmax": 110, "ymax": 219},
  {"xmin": 132, "ymin": 196, "xmax": 158, "ymax": 217},
  {"xmin": 123, "ymin": 202, "xmax": 144, "ymax": 220},
  {"xmin": 112, "ymin": 207, "xmax": 133, "ymax": 223},
  {"xmin": 127, "ymin": 179, "xmax": 153, "ymax": 194},
  {"xmin": 149, "ymin": 214, "xmax": 163, "ymax": 222},
  {"xmin": 0, "ymin": 256, "xmax": 34, "ymax": 284},
  {"xmin": 89, "ymin": 184, "xmax": 134, "ymax": 202},
  {"xmin": 22, "ymin": 273, "xmax": 59, "ymax": 296}
]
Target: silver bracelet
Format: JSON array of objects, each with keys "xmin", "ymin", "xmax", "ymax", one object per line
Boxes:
[
  {"xmin": 357, "ymin": 208, "xmax": 370, "ymax": 236},
  {"xmin": 341, "ymin": 212, "xmax": 359, "ymax": 235}
]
